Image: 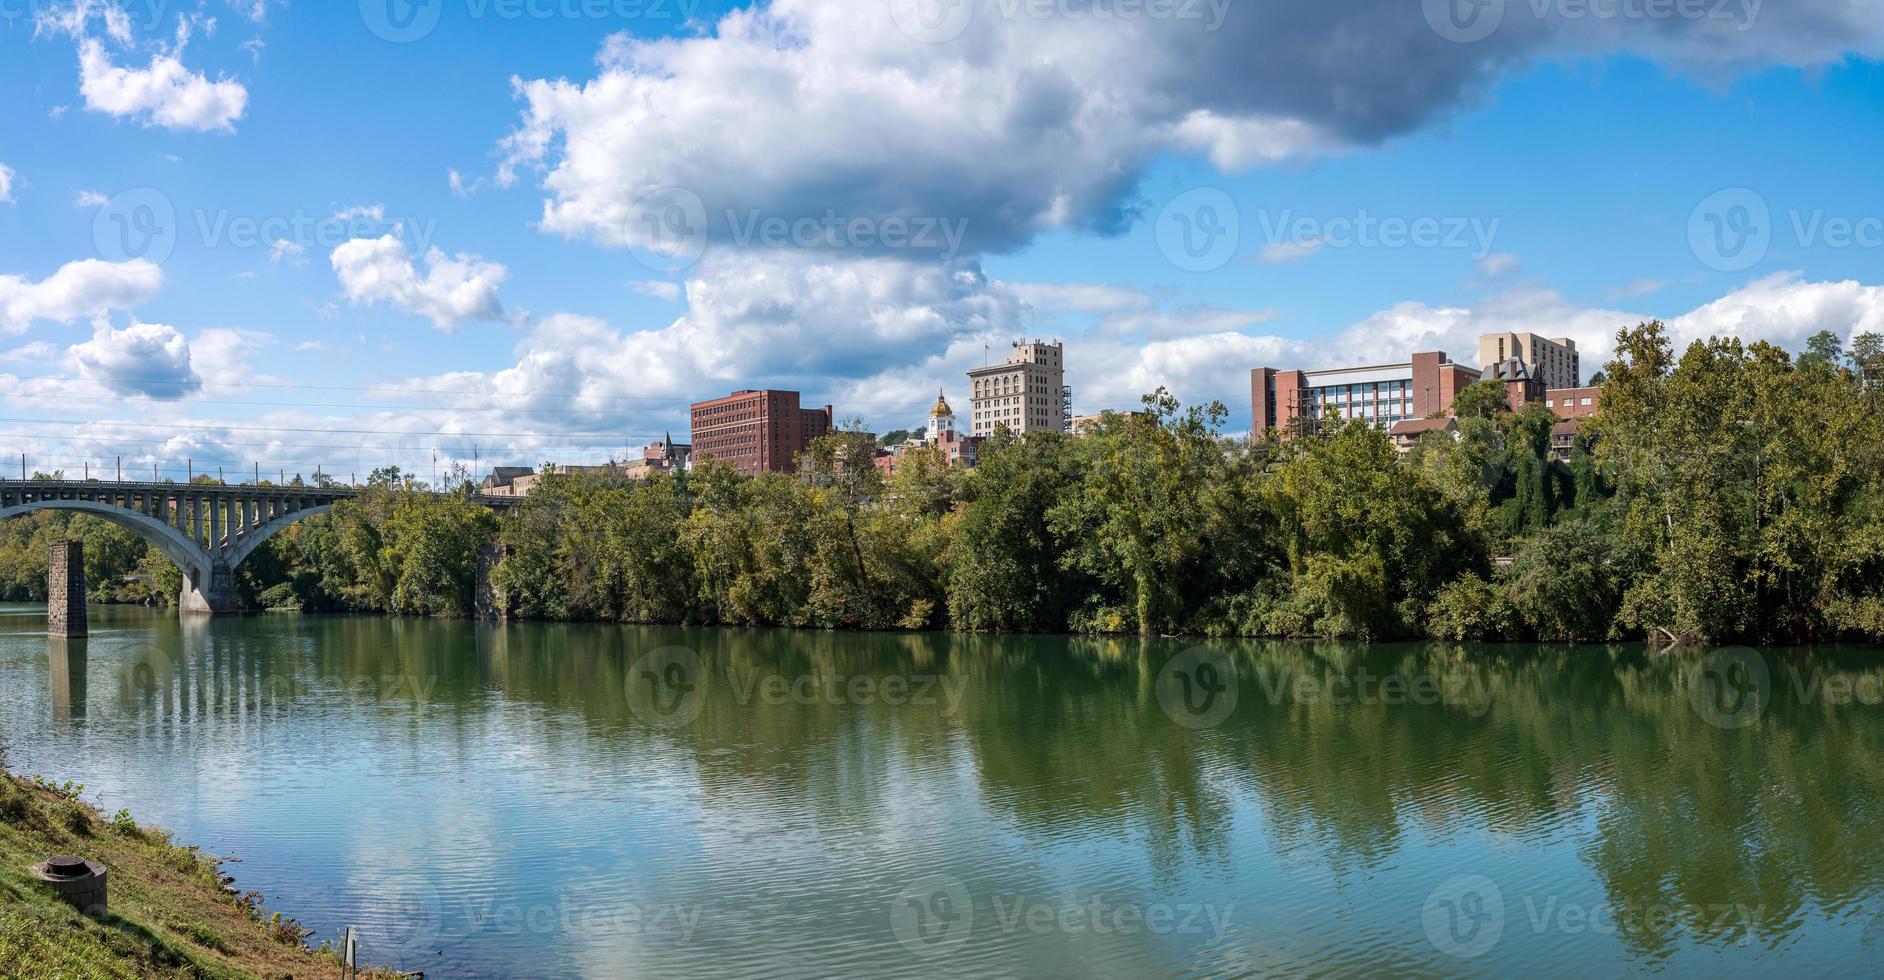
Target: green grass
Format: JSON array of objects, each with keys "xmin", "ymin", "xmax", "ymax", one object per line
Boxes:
[{"xmin": 0, "ymin": 769, "xmax": 397, "ymax": 978}]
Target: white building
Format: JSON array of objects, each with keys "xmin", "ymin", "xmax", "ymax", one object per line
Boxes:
[{"xmin": 968, "ymin": 341, "xmax": 1068, "ymax": 435}]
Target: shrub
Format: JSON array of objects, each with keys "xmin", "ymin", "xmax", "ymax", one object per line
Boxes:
[{"xmin": 1427, "ymin": 574, "xmax": 1519, "ymax": 641}]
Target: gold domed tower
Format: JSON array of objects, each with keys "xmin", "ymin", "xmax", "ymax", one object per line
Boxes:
[{"xmin": 927, "ymin": 388, "xmax": 956, "ymax": 441}]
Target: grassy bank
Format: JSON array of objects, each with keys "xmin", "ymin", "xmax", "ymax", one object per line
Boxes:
[{"xmin": 0, "ymin": 765, "xmax": 390, "ymax": 978}]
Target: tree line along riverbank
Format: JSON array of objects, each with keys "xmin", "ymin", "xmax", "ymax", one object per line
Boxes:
[{"xmin": 2, "ymin": 321, "xmax": 1881, "ymax": 645}]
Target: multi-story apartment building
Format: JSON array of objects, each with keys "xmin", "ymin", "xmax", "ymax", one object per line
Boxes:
[
  {"xmin": 690, "ymin": 389, "xmax": 833, "ymax": 476},
  {"xmin": 1478, "ymin": 332, "xmax": 1581, "ymax": 391},
  {"xmin": 1544, "ymin": 386, "xmax": 1601, "ymax": 418},
  {"xmin": 1251, "ymin": 351, "xmax": 1481, "ymax": 435},
  {"xmin": 968, "ymin": 341, "xmax": 1068, "ymax": 436}
]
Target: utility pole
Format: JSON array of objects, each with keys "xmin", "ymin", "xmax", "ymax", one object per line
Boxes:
[
  {"xmin": 187, "ymin": 459, "xmax": 192, "ymax": 482},
  {"xmin": 256, "ymin": 462, "xmax": 260, "ymax": 485},
  {"xmin": 117, "ymin": 456, "xmax": 122, "ymax": 482}
]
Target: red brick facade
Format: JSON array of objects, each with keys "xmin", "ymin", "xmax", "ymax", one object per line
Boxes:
[
  {"xmin": 1545, "ymin": 386, "xmax": 1601, "ymax": 418},
  {"xmin": 690, "ymin": 390, "xmax": 833, "ymax": 476}
]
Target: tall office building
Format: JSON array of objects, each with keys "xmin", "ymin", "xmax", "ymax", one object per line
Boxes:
[
  {"xmin": 968, "ymin": 341, "xmax": 1068, "ymax": 435},
  {"xmin": 1477, "ymin": 332, "xmax": 1581, "ymax": 390},
  {"xmin": 690, "ymin": 389, "xmax": 833, "ymax": 476}
]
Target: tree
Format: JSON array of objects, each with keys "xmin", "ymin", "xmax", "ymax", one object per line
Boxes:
[
  {"xmin": 947, "ymin": 430, "xmax": 1086, "ymax": 632},
  {"xmin": 1799, "ymin": 329, "xmax": 1845, "ymax": 372},
  {"xmin": 1049, "ymin": 388, "xmax": 1257, "ymax": 635},
  {"xmin": 1503, "ymin": 519, "xmax": 1624, "ymax": 641},
  {"xmin": 1261, "ymin": 418, "xmax": 1482, "ymax": 638},
  {"xmin": 1852, "ymin": 331, "xmax": 1884, "ymax": 388},
  {"xmin": 1450, "ymin": 379, "xmax": 1510, "ymax": 422}
]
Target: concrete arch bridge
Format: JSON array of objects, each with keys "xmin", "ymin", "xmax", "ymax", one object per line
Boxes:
[{"xmin": 1, "ymin": 480, "xmax": 512, "ymax": 615}]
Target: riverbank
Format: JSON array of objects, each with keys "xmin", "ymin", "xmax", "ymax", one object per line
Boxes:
[{"xmin": 0, "ymin": 763, "xmax": 392, "ymax": 978}]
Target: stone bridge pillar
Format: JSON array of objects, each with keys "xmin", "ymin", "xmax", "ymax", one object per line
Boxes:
[
  {"xmin": 179, "ymin": 559, "xmax": 239, "ymax": 616},
  {"xmin": 49, "ymin": 540, "xmax": 86, "ymax": 638}
]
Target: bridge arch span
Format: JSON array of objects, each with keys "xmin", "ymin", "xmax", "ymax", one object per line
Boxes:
[
  {"xmin": 1, "ymin": 481, "xmax": 513, "ymax": 617},
  {"xmin": 0, "ymin": 499, "xmax": 212, "ymax": 582},
  {"xmin": 0, "ymin": 483, "xmax": 356, "ymax": 613}
]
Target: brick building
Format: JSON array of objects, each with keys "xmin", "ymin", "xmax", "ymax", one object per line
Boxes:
[
  {"xmin": 691, "ymin": 390, "xmax": 833, "ymax": 476},
  {"xmin": 1251, "ymin": 352, "xmax": 1481, "ymax": 436},
  {"xmin": 1545, "ymin": 386, "xmax": 1601, "ymax": 418},
  {"xmin": 1253, "ymin": 332, "xmax": 1601, "ymax": 438}
]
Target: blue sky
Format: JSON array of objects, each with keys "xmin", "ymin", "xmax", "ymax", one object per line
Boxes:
[{"xmin": 1, "ymin": 0, "xmax": 1881, "ymax": 480}]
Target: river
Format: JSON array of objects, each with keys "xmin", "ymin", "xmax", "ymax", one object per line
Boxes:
[{"xmin": 3, "ymin": 604, "xmax": 1883, "ymax": 977}]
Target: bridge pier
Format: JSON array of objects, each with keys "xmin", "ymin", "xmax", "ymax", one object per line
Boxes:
[
  {"xmin": 179, "ymin": 560, "xmax": 240, "ymax": 616},
  {"xmin": 49, "ymin": 539, "xmax": 87, "ymax": 637}
]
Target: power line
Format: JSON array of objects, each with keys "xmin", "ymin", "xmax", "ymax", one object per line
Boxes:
[
  {"xmin": 0, "ymin": 415, "xmax": 635, "ymax": 441},
  {"xmin": 0, "ymin": 431, "xmax": 649, "ymax": 455},
  {"xmin": 0, "ymin": 371, "xmax": 943, "ymax": 409},
  {"xmin": 0, "ymin": 389, "xmax": 685, "ymax": 420}
]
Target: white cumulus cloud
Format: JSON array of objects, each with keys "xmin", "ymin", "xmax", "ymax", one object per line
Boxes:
[
  {"xmin": 77, "ymin": 38, "xmax": 249, "ymax": 132},
  {"xmin": 498, "ymin": 0, "xmax": 1884, "ymax": 261},
  {"xmin": 330, "ymin": 235, "xmax": 512, "ymax": 332},
  {"xmin": 70, "ymin": 320, "xmax": 202, "ymax": 399},
  {"xmin": 0, "ymin": 258, "xmax": 164, "ymax": 332}
]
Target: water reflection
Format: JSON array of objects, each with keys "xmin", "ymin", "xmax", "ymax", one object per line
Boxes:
[
  {"xmin": 47, "ymin": 635, "xmax": 85, "ymax": 722},
  {"xmin": 3, "ymin": 607, "xmax": 1883, "ymax": 976}
]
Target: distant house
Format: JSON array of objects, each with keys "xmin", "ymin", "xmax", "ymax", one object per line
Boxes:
[
  {"xmin": 1387, "ymin": 416, "xmax": 1459, "ymax": 453},
  {"xmin": 1550, "ymin": 420, "xmax": 1585, "ymax": 462},
  {"xmin": 621, "ymin": 433, "xmax": 692, "ymax": 478},
  {"xmin": 480, "ymin": 467, "xmax": 537, "ymax": 496},
  {"xmin": 1545, "ymin": 387, "xmax": 1601, "ymax": 419},
  {"xmin": 1069, "ymin": 410, "xmax": 1149, "ymax": 435}
]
